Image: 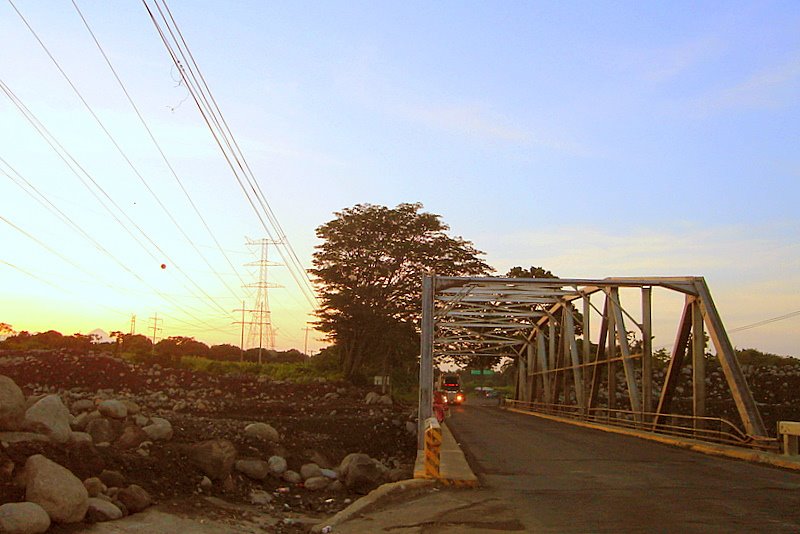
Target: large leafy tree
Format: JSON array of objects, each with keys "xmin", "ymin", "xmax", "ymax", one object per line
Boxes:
[{"xmin": 311, "ymin": 203, "xmax": 492, "ymax": 381}]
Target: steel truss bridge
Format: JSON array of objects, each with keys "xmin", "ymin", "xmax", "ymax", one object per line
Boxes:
[{"xmin": 418, "ymin": 275, "xmax": 775, "ymax": 450}]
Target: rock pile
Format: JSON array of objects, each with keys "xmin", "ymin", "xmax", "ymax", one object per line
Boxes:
[
  {"xmin": 0, "ymin": 375, "xmax": 157, "ymax": 531},
  {"xmin": 0, "ymin": 352, "xmax": 418, "ymax": 531}
]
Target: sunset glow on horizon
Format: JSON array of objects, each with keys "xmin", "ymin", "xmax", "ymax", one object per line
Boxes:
[{"xmin": 2, "ymin": 1, "xmax": 798, "ymax": 356}]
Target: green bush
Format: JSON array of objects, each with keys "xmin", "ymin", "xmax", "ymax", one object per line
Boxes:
[{"xmin": 175, "ymin": 355, "xmax": 343, "ymax": 383}]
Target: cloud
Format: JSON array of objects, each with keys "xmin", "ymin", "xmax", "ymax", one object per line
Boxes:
[
  {"xmin": 641, "ymin": 37, "xmax": 726, "ymax": 83},
  {"xmin": 401, "ymin": 102, "xmax": 530, "ymax": 143},
  {"xmin": 689, "ymin": 55, "xmax": 800, "ymax": 114},
  {"xmin": 333, "ymin": 50, "xmax": 591, "ymax": 156},
  {"xmin": 487, "ymin": 223, "xmax": 798, "ymax": 278},
  {"xmin": 482, "ymin": 223, "xmax": 800, "ymax": 355}
]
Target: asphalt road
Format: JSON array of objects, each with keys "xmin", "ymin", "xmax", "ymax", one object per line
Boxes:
[{"xmin": 446, "ymin": 399, "xmax": 800, "ymax": 533}]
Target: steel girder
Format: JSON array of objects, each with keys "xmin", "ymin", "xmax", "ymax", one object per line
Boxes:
[{"xmin": 418, "ymin": 275, "xmax": 768, "ymax": 444}]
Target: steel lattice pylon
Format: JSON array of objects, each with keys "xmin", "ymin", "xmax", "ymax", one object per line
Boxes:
[{"xmin": 244, "ymin": 238, "xmax": 282, "ymax": 361}]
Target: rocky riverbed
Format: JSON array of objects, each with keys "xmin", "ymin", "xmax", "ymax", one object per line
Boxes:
[{"xmin": 0, "ymin": 350, "xmax": 417, "ymax": 533}]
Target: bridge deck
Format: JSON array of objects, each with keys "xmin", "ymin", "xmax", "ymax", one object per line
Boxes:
[{"xmin": 447, "ymin": 401, "xmax": 800, "ymax": 532}]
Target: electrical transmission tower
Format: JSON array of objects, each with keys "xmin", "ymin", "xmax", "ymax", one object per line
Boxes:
[
  {"xmin": 244, "ymin": 238, "xmax": 282, "ymax": 363},
  {"xmin": 148, "ymin": 313, "xmax": 163, "ymax": 345}
]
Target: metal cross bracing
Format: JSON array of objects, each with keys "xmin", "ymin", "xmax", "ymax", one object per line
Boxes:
[{"xmin": 418, "ymin": 275, "xmax": 774, "ymax": 451}]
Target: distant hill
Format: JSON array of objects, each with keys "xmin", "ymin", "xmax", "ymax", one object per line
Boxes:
[{"xmin": 89, "ymin": 329, "xmax": 113, "ymax": 344}]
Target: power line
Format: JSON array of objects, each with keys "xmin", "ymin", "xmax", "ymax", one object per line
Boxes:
[
  {"xmin": 0, "ymin": 79, "xmax": 230, "ymax": 318},
  {"xmin": 70, "ymin": 0, "xmax": 249, "ymax": 294},
  {"xmin": 7, "ymin": 1, "xmax": 238, "ymax": 316},
  {"xmin": 0, "ymin": 259, "xmax": 131, "ymax": 320},
  {"xmin": 141, "ymin": 0, "xmax": 319, "ymax": 309},
  {"xmin": 1, "ymin": 151, "xmax": 235, "ymax": 333},
  {"xmin": 730, "ymin": 310, "xmax": 800, "ymax": 333},
  {"xmin": 3, "ymin": 159, "xmax": 245, "ymax": 338}
]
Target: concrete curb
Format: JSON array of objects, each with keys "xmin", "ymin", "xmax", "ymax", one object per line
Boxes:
[
  {"xmin": 310, "ymin": 478, "xmax": 436, "ymax": 533},
  {"xmin": 413, "ymin": 421, "xmax": 479, "ymax": 486},
  {"xmin": 505, "ymin": 407, "xmax": 800, "ymax": 472}
]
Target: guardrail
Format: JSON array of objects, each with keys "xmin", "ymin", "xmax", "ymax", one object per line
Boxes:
[{"xmin": 504, "ymin": 399, "xmax": 779, "ymax": 452}]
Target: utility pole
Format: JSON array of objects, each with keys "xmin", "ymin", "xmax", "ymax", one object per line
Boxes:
[
  {"xmin": 232, "ymin": 301, "xmax": 246, "ymax": 361},
  {"xmin": 233, "ymin": 301, "xmax": 265, "ymax": 362},
  {"xmin": 302, "ymin": 324, "xmax": 313, "ymax": 356},
  {"xmin": 129, "ymin": 314, "xmax": 136, "ymax": 335},
  {"xmin": 148, "ymin": 313, "xmax": 163, "ymax": 346}
]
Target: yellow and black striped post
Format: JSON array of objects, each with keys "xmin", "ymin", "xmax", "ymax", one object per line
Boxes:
[{"xmin": 424, "ymin": 417, "xmax": 442, "ymax": 478}]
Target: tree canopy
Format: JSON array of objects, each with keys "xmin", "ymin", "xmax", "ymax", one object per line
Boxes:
[
  {"xmin": 311, "ymin": 202, "xmax": 492, "ymax": 380},
  {"xmin": 506, "ymin": 265, "xmax": 557, "ymax": 279}
]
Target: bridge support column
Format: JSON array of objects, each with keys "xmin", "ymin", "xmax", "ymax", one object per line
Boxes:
[
  {"xmin": 642, "ymin": 287, "xmax": 653, "ymax": 417},
  {"xmin": 692, "ymin": 297, "xmax": 706, "ymax": 429},
  {"xmin": 423, "ymin": 417, "xmax": 442, "ymax": 478},
  {"xmin": 418, "ymin": 275, "xmax": 434, "ymax": 449}
]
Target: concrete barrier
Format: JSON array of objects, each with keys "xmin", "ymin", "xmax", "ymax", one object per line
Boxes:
[
  {"xmin": 423, "ymin": 417, "xmax": 442, "ymax": 478},
  {"xmin": 778, "ymin": 421, "xmax": 800, "ymax": 456}
]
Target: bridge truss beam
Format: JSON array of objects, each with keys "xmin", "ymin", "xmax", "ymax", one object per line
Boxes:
[{"xmin": 419, "ymin": 275, "xmax": 769, "ymax": 448}]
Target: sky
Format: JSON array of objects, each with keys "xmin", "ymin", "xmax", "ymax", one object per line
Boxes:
[{"xmin": 1, "ymin": 1, "xmax": 798, "ymax": 356}]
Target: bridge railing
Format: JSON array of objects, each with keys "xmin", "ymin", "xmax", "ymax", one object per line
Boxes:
[{"xmin": 503, "ymin": 399, "xmax": 779, "ymax": 452}]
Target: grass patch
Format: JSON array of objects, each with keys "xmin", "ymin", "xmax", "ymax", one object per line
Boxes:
[{"xmin": 118, "ymin": 352, "xmax": 343, "ymax": 383}]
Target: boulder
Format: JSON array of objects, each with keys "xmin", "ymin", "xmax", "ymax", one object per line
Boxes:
[
  {"xmin": 308, "ymin": 450, "xmax": 334, "ymax": 469},
  {"xmin": 0, "ymin": 432, "xmax": 49, "ymax": 444},
  {"xmin": 98, "ymin": 470, "xmax": 126, "ymax": 489},
  {"xmin": 344, "ymin": 454, "xmax": 382, "ymax": 494},
  {"xmin": 115, "ymin": 425, "xmax": 148, "ymax": 450},
  {"xmin": 0, "ymin": 502, "xmax": 51, "ymax": 534},
  {"xmin": 282, "ymin": 470, "xmax": 302, "ymax": 484},
  {"xmin": 23, "ymin": 395, "xmax": 71, "ymax": 443},
  {"xmin": 97, "ymin": 400, "xmax": 127, "ymax": 420},
  {"xmin": 339, "ymin": 452, "xmax": 360, "ymax": 476},
  {"xmin": 244, "ymin": 422, "xmax": 279, "ymax": 443},
  {"xmin": 69, "ymin": 399, "xmax": 95, "ymax": 414},
  {"xmin": 142, "ymin": 418, "xmax": 173, "ymax": 441},
  {"xmin": 303, "ymin": 476, "xmax": 330, "ymax": 491},
  {"xmin": 0, "ymin": 376, "xmax": 26, "ymax": 431},
  {"xmin": 86, "ymin": 418, "xmax": 118, "ymax": 444},
  {"xmin": 249, "ymin": 489, "xmax": 273, "ymax": 505},
  {"xmin": 388, "ymin": 467, "xmax": 408, "ymax": 482},
  {"xmin": 68, "ymin": 432, "xmax": 92, "ymax": 446},
  {"xmin": 25, "ymin": 454, "xmax": 88, "ymax": 523},
  {"xmin": 72, "ymin": 410, "xmax": 102, "ymax": 432},
  {"xmin": 111, "ymin": 500, "xmax": 128, "ymax": 517},
  {"xmin": 300, "ymin": 463, "xmax": 323, "ymax": 480},
  {"xmin": 25, "ymin": 395, "xmax": 47, "ymax": 410},
  {"xmin": 268, "ymin": 455, "xmax": 287, "ymax": 476},
  {"xmin": 188, "ymin": 439, "xmax": 237, "ymax": 480},
  {"xmin": 378, "ymin": 394, "xmax": 393, "ymax": 405},
  {"xmin": 83, "ymin": 477, "xmax": 107, "ymax": 497},
  {"xmin": 121, "ymin": 400, "xmax": 140, "ymax": 416},
  {"xmin": 364, "ymin": 392, "xmax": 380, "ymax": 405},
  {"xmin": 85, "ymin": 498, "xmax": 122, "ymax": 522},
  {"xmin": 235, "ymin": 459, "xmax": 269, "ymax": 480},
  {"xmin": 320, "ymin": 468, "xmax": 338, "ymax": 480},
  {"xmin": 117, "ymin": 484, "xmax": 152, "ymax": 513}
]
